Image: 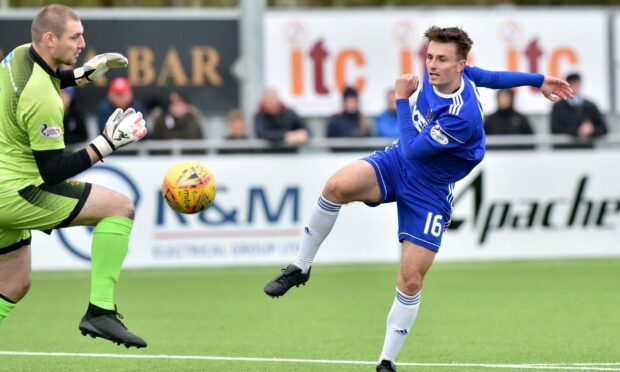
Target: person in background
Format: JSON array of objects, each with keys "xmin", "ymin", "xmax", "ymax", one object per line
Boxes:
[
  {"xmin": 254, "ymin": 88, "xmax": 310, "ymax": 153},
  {"xmin": 150, "ymin": 91, "xmax": 203, "ymax": 140},
  {"xmin": 225, "ymin": 108, "xmax": 248, "ymax": 140},
  {"xmin": 374, "ymin": 89, "xmax": 399, "ymax": 138},
  {"xmin": 327, "ymin": 86, "xmax": 371, "ymax": 139},
  {"xmin": 327, "ymin": 86, "xmax": 372, "ymax": 152},
  {"xmin": 484, "ymin": 89, "xmax": 534, "ymax": 150},
  {"xmin": 550, "ymin": 73, "xmax": 607, "ymax": 149},
  {"xmin": 60, "ymin": 87, "xmax": 88, "ymax": 145},
  {"xmin": 218, "ymin": 108, "xmax": 254, "ymax": 155},
  {"xmin": 97, "ymin": 77, "xmax": 146, "ymax": 133}
]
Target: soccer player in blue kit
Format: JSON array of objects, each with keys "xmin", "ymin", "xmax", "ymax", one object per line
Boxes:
[{"xmin": 264, "ymin": 26, "xmax": 574, "ymax": 371}]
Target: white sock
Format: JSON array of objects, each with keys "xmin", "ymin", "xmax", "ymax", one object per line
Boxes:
[
  {"xmin": 294, "ymin": 195, "xmax": 341, "ymax": 273},
  {"xmin": 378, "ymin": 289, "xmax": 421, "ymax": 363}
]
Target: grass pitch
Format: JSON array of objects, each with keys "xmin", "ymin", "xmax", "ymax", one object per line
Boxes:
[{"xmin": 0, "ymin": 258, "xmax": 618, "ymax": 371}]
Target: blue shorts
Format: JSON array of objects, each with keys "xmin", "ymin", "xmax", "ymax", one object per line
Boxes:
[{"xmin": 363, "ymin": 145, "xmax": 453, "ymax": 252}]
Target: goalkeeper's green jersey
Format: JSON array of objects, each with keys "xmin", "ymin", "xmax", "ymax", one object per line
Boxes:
[{"xmin": 0, "ymin": 44, "xmax": 66, "ymax": 194}]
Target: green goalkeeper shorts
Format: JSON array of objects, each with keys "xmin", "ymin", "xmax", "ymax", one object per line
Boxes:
[{"xmin": 0, "ymin": 179, "xmax": 92, "ymax": 254}]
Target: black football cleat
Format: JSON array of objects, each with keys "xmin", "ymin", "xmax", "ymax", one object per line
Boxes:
[
  {"xmin": 79, "ymin": 303, "xmax": 147, "ymax": 348},
  {"xmin": 376, "ymin": 359, "xmax": 397, "ymax": 372},
  {"xmin": 263, "ymin": 264, "xmax": 311, "ymax": 297}
]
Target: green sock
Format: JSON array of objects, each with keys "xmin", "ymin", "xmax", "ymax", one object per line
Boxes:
[
  {"xmin": 90, "ymin": 217, "xmax": 133, "ymax": 310},
  {"xmin": 0, "ymin": 295, "xmax": 16, "ymax": 327}
]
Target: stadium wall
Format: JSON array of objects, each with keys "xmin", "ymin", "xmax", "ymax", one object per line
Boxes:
[{"xmin": 31, "ymin": 151, "xmax": 620, "ymax": 270}]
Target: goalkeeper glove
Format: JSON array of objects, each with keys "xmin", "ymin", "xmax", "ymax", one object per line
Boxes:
[
  {"xmin": 73, "ymin": 53, "xmax": 128, "ymax": 86},
  {"xmin": 90, "ymin": 108, "xmax": 147, "ymax": 160}
]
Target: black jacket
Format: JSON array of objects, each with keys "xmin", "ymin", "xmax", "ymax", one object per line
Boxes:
[
  {"xmin": 551, "ymin": 99, "xmax": 607, "ymax": 137},
  {"xmin": 327, "ymin": 111, "xmax": 370, "ymax": 138},
  {"xmin": 484, "ymin": 108, "xmax": 533, "ymax": 135},
  {"xmin": 254, "ymin": 107, "xmax": 308, "ymax": 141}
]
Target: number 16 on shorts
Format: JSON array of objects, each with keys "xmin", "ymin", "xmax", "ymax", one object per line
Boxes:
[{"xmin": 423, "ymin": 212, "xmax": 443, "ymax": 237}]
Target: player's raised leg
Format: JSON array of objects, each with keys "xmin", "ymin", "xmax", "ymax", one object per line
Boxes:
[
  {"xmin": 264, "ymin": 160, "xmax": 382, "ymax": 297},
  {"xmin": 70, "ymin": 184, "xmax": 146, "ymax": 348},
  {"xmin": 0, "ymin": 239, "xmax": 32, "ymax": 327},
  {"xmin": 377, "ymin": 241, "xmax": 435, "ymax": 371}
]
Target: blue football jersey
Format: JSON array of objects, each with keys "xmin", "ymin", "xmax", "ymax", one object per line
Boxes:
[{"xmin": 397, "ymin": 66, "xmax": 486, "ymax": 184}]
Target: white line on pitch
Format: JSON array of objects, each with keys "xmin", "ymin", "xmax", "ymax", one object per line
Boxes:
[{"xmin": 0, "ymin": 351, "xmax": 619, "ymax": 371}]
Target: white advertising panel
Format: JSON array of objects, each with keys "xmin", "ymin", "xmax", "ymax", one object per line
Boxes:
[
  {"xmin": 31, "ymin": 151, "xmax": 620, "ymax": 270},
  {"xmin": 265, "ymin": 9, "xmax": 609, "ymax": 116},
  {"xmin": 615, "ymin": 13, "xmax": 620, "ymax": 113}
]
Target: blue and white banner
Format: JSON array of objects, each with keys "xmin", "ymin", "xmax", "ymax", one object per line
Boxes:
[{"xmin": 32, "ymin": 151, "xmax": 620, "ymax": 270}]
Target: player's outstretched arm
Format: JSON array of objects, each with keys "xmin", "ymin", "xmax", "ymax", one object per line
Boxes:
[
  {"xmin": 540, "ymin": 75, "xmax": 574, "ymax": 102},
  {"xmin": 59, "ymin": 53, "xmax": 128, "ymax": 88},
  {"xmin": 89, "ymin": 108, "xmax": 148, "ymax": 161}
]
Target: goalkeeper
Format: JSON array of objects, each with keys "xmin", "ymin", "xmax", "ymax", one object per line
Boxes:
[{"xmin": 0, "ymin": 4, "xmax": 147, "ymax": 348}]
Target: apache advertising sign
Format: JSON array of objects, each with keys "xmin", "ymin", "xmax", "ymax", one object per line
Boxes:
[
  {"xmin": 265, "ymin": 9, "xmax": 610, "ymax": 116},
  {"xmin": 0, "ymin": 12, "xmax": 239, "ymax": 114},
  {"xmin": 31, "ymin": 151, "xmax": 620, "ymax": 270}
]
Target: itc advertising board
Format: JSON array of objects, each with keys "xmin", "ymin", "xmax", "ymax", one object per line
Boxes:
[
  {"xmin": 31, "ymin": 152, "xmax": 620, "ymax": 270},
  {"xmin": 265, "ymin": 9, "xmax": 609, "ymax": 116},
  {"xmin": 0, "ymin": 13, "xmax": 239, "ymax": 114}
]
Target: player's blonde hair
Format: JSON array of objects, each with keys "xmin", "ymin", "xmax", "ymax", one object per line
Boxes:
[
  {"xmin": 31, "ymin": 4, "xmax": 80, "ymax": 43},
  {"xmin": 424, "ymin": 26, "xmax": 473, "ymax": 61}
]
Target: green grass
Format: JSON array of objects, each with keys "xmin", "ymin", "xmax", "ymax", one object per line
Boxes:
[{"xmin": 0, "ymin": 258, "xmax": 619, "ymax": 371}]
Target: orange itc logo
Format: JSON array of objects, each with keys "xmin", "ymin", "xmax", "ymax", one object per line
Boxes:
[
  {"xmin": 501, "ymin": 22, "xmax": 578, "ymax": 92},
  {"xmin": 290, "ymin": 38, "xmax": 365, "ymax": 96}
]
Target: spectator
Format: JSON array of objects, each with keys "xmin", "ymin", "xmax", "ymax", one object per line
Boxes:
[
  {"xmin": 219, "ymin": 108, "xmax": 254, "ymax": 155},
  {"xmin": 550, "ymin": 73, "xmax": 607, "ymax": 149},
  {"xmin": 97, "ymin": 77, "xmax": 146, "ymax": 133},
  {"xmin": 327, "ymin": 86, "xmax": 371, "ymax": 152},
  {"xmin": 374, "ymin": 89, "xmax": 398, "ymax": 138},
  {"xmin": 150, "ymin": 91, "xmax": 203, "ymax": 140},
  {"xmin": 254, "ymin": 88, "xmax": 310, "ymax": 153},
  {"xmin": 60, "ymin": 87, "xmax": 88, "ymax": 145},
  {"xmin": 484, "ymin": 89, "xmax": 534, "ymax": 150},
  {"xmin": 327, "ymin": 86, "xmax": 371, "ymax": 138},
  {"xmin": 225, "ymin": 108, "xmax": 248, "ymax": 140}
]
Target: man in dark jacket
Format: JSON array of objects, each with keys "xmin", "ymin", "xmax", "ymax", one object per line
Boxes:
[
  {"xmin": 327, "ymin": 86, "xmax": 371, "ymax": 138},
  {"xmin": 327, "ymin": 86, "xmax": 372, "ymax": 152},
  {"xmin": 484, "ymin": 89, "xmax": 534, "ymax": 150},
  {"xmin": 254, "ymin": 88, "xmax": 309, "ymax": 153},
  {"xmin": 550, "ymin": 73, "xmax": 607, "ymax": 149}
]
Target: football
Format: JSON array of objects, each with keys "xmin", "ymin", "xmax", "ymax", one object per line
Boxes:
[{"xmin": 162, "ymin": 161, "xmax": 217, "ymax": 214}]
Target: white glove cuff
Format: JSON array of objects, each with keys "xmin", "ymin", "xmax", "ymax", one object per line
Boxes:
[
  {"xmin": 73, "ymin": 67, "xmax": 91, "ymax": 86},
  {"xmin": 90, "ymin": 135, "xmax": 114, "ymax": 160}
]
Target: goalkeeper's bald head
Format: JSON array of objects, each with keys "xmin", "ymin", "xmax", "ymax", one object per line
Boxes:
[{"xmin": 31, "ymin": 4, "xmax": 80, "ymax": 44}]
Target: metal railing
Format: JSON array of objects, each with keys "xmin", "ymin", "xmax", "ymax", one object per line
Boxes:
[{"xmin": 77, "ymin": 133, "xmax": 620, "ymax": 156}]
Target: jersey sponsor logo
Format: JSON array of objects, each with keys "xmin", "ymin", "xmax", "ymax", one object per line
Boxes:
[
  {"xmin": 412, "ymin": 107, "xmax": 428, "ymax": 133},
  {"xmin": 39, "ymin": 124, "xmax": 62, "ymax": 138},
  {"xmin": 430, "ymin": 124, "xmax": 449, "ymax": 145}
]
